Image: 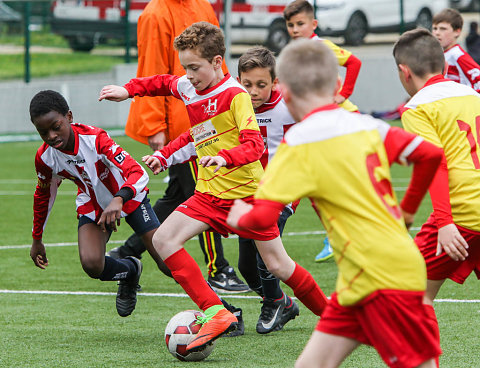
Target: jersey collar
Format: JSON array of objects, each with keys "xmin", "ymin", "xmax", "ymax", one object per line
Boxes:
[
  {"xmin": 422, "ymin": 74, "xmax": 449, "ymax": 90},
  {"xmin": 255, "ymin": 89, "xmax": 283, "ymax": 114},
  {"xmin": 302, "ymin": 103, "xmax": 340, "ymax": 120},
  {"xmin": 196, "ymin": 73, "xmax": 231, "ymax": 96}
]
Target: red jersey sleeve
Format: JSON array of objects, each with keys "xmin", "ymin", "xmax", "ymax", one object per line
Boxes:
[
  {"xmin": 151, "ymin": 129, "xmax": 197, "ymax": 171},
  {"xmin": 124, "ymin": 74, "xmax": 182, "ymax": 99},
  {"xmin": 339, "ymin": 54, "xmax": 361, "ymax": 99},
  {"xmin": 217, "ymin": 129, "xmax": 264, "ymax": 168},
  {"xmin": 457, "ymin": 53, "xmax": 480, "ymax": 93},
  {"xmin": 95, "ymin": 130, "xmax": 149, "ymax": 198},
  {"xmin": 237, "ymin": 199, "xmax": 285, "ymax": 230},
  {"xmin": 32, "ymin": 149, "xmax": 61, "ymax": 240},
  {"xmin": 383, "ymin": 126, "xmax": 442, "ymax": 214},
  {"xmin": 428, "ymin": 154, "xmax": 454, "ymax": 228}
]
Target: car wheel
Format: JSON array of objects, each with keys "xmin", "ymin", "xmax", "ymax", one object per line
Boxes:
[
  {"xmin": 266, "ymin": 21, "xmax": 290, "ymax": 54},
  {"xmin": 344, "ymin": 12, "xmax": 367, "ymax": 46},
  {"xmin": 66, "ymin": 35, "xmax": 95, "ymax": 52},
  {"xmin": 416, "ymin": 8, "xmax": 432, "ymax": 30}
]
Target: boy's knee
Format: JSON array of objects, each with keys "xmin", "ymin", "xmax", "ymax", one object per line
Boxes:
[{"xmin": 81, "ymin": 258, "xmax": 103, "ymax": 278}]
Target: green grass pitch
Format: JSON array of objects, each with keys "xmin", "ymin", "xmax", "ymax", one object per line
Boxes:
[{"xmin": 1, "ymin": 131, "xmax": 479, "ymax": 367}]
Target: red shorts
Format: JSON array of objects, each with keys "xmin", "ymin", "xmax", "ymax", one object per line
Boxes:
[
  {"xmin": 415, "ymin": 213, "xmax": 480, "ymax": 283},
  {"xmin": 317, "ymin": 291, "xmax": 441, "ymax": 368},
  {"xmin": 175, "ymin": 191, "xmax": 279, "ymax": 241}
]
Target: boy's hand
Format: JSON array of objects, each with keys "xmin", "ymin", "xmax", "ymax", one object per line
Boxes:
[
  {"xmin": 401, "ymin": 209, "xmax": 414, "ymax": 230},
  {"xmin": 436, "ymin": 223, "xmax": 469, "ymax": 261},
  {"xmin": 142, "ymin": 155, "xmax": 166, "ymax": 175},
  {"xmin": 98, "ymin": 85, "xmax": 129, "ymax": 102},
  {"xmin": 227, "ymin": 199, "xmax": 253, "ymax": 229},
  {"xmin": 334, "ymin": 94, "xmax": 346, "ymax": 105},
  {"xmin": 30, "ymin": 239, "xmax": 48, "ymax": 269},
  {"xmin": 199, "ymin": 155, "xmax": 227, "ymax": 173},
  {"xmin": 97, "ymin": 197, "xmax": 123, "ymax": 232}
]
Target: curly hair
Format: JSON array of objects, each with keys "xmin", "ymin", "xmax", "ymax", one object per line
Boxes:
[
  {"xmin": 30, "ymin": 90, "xmax": 69, "ymax": 121},
  {"xmin": 174, "ymin": 22, "xmax": 225, "ymax": 62}
]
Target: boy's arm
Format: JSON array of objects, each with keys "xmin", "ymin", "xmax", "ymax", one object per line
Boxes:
[
  {"xmin": 339, "ymin": 54, "xmax": 362, "ymax": 99},
  {"xmin": 217, "ymin": 130, "xmax": 264, "ymax": 168},
  {"xmin": 457, "ymin": 52, "xmax": 480, "ymax": 93},
  {"xmin": 322, "ymin": 39, "xmax": 361, "ymax": 99},
  {"xmin": 146, "ymin": 130, "xmax": 197, "ymax": 173},
  {"xmin": 381, "ymin": 125, "xmax": 443, "ymax": 217},
  {"xmin": 96, "ymin": 130, "xmax": 149, "ymax": 201},
  {"xmin": 124, "ymin": 74, "xmax": 182, "ymax": 99},
  {"xmin": 217, "ymin": 92, "xmax": 264, "ymax": 167},
  {"xmin": 32, "ymin": 152, "xmax": 61, "ymax": 241}
]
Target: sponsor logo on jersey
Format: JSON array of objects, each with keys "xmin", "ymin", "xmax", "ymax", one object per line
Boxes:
[
  {"xmin": 203, "ymin": 98, "xmax": 218, "ymax": 116},
  {"xmin": 257, "ymin": 118, "xmax": 272, "ymax": 124},
  {"xmin": 66, "ymin": 159, "xmax": 86, "ymax": 165},
  {"xmin": 99, "ymin": 168, "xmax": 110, "ymax": 180},
  {"xmin": 114, "ymin": 151, "xmax": 128, "ymax": 164},
  {"xmin": 181, "ymin": 92, "xmax": 190, "ymax": 101},
  {"xmin": 192, "ymin": 121, "xmax": 217, "ymax": 143}
]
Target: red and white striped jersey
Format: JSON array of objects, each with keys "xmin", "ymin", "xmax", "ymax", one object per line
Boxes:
[
  {"xmin": 444, "ymin": 44, "xmax": 480, "ymax": 93},
  {"xmin": 33, "ymin": 124, "xmax": 149, "ymax": 239},
  {"xmin": 255, "ymin": 90, "xmax": 295, "ymax": 169}
]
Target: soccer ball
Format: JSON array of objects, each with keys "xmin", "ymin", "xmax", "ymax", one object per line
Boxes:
[{"xmin": 164, "ymin": 310, "xmax": 215, "ymax": 361}]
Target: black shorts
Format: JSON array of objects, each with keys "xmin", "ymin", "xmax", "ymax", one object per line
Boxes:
[{"xmin": 78, "ymin": 197, "xmax": 160, "ymax": 236}]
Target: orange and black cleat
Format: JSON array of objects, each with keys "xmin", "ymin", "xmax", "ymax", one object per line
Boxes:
[{"xmin": 186, "ymin": 309, "xmax": 238, "ymax": 352}]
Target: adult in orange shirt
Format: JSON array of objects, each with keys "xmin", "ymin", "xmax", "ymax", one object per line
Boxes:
[{"xmin": 107, "ymin": 0, "xmax": 249, "ymax": 294}]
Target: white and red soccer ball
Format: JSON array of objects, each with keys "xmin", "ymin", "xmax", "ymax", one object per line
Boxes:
[{"xmin": 164, "ymin": 310, "xmax": 216, "ymax": 361}]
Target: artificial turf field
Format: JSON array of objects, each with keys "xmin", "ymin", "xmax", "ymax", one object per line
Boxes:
[{"xmin": 1, "ymin": 132, "xmax": 479, "ymax": 367}]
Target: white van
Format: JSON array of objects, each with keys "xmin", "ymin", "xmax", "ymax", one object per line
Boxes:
[{"xmin": 316, "ymin": 0, "xmax": 450, "ymax": 45}]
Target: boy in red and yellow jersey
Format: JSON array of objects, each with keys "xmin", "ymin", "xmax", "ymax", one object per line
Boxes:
[
  {"xmin": 228, "ymin": 39, "xmax": 442, "ymax": 368},
  {"xmin": 395, "ymin": 28, "xmax": 480, "ymax": 363},
  {"xmin": 100, "ymin": 22, "xmax": 328, "ymax": 352}
]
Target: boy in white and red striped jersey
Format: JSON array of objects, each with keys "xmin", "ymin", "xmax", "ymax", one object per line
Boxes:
[
  {"xmin": 235, "ymin": 46, "xmax": 300, "ymax": 334},
  {"xmin": 433, "ymin": 8, "xmax": 480, "ymax": 92},
  {"xmin": 99, "ymin": 22, "xmax": 329, "ymax": 352},
  {"xmin": 29, "ymin": 90, "xmax": 171, "ymax": 319}
]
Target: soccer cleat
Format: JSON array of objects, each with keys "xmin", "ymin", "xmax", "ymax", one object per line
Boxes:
[
  {"xmin": 208, "ymin": 266, "xmax": 250, "ymax": 293},
  {"xmin": 256, "ymin": 293, "xmax": 299, "ymax": 334},
  {"xmin": 315, "ymin": 237, "xmax": 334, "ymax": 262},
  {"xmin": 186, "ymin": 309, "xmax": 238, "ymax": 352},
  {"xmin": 116, "ymin": 256, "xmax": 142, "ymax": 317},
  {"xmin": 106, "ymin": 245, "xmax": 142, "ymax": 260},
  {"xmin": 223, "ymin": 307, "xmax": 244, "ymax": 337}
]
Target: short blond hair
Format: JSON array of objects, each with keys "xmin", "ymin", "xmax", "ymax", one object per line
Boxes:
[
  {"xmin": 276, "ymin": 39, "xmax": 337, "ymax": 98},
  {"xmin": 174, "ymin": 22, "xmax": 225, "ymax": 62}
]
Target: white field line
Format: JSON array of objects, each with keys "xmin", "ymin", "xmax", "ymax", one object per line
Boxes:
[
  {"xmin": 0, "ymin": 228, "xmax": 422, "ymax": 250},
  {"xmin": 0, "ymin": 289, "xmax": 476, "ymax": 303}
]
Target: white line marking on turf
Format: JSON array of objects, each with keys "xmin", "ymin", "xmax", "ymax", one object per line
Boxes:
[
  {"xmin": 0, "ymin": 228, "xmax": 422, "ymax": 250},
  {"xmin": 0, "ymin": 289, "xmax": 477, "ymax": 303}
]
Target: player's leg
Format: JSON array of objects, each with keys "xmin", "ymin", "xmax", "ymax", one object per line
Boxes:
[
  {"xmin": 204, "ymin": 230, "xmax": 249, "ymax": 293},
  {"xmin": 77, "ymin": 217, "xmax": 142, "ymax": 317},
  {"xmin": 255, "ymin": 236, "xmax": 328, "ymax": 316},
  {"xmin": 152, "ymin": 210, "xmax": 238, "ymax": 352},
  {"xmin": 180, "ymin": 160, "xmax": 248, "ymax": 293},
  {"xmin": 295, "ymin": 331, "xmax": 359, "ymax": 368},
  {"xmin": 106, "ymin": 166, "xmax": 183, "ymax": 259},
  {"xmin": 256, "ymin": 208, "xmax": 299, "ymax": 333},
  {"xmin": 124, "ymin": 197, "xmax": 172, "ymax": 278},
  {"xmin": 311, "ymin": 199, "xmax": 333, "ymax": 263}
]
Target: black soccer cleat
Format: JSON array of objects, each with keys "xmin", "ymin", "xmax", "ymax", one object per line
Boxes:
[
  {"xmin": 208, "ymin": 266, "xmax": 250, "ymax": 294},
  {"xmin": 256, "ymin": 293, "xmax": 299, "ymax": 334},
  {"xmin": 116, "ymin": 256, "xmax": 142, "ymax": 317}
]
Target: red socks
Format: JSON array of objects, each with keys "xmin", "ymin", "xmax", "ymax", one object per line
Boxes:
[
  {"xmin": 284, "ymin": 263, "xmax": 328, "ymax": 316},
  {"xmin": 164, "ymin": 248, "xmax": 222, "ymax": 311}
]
